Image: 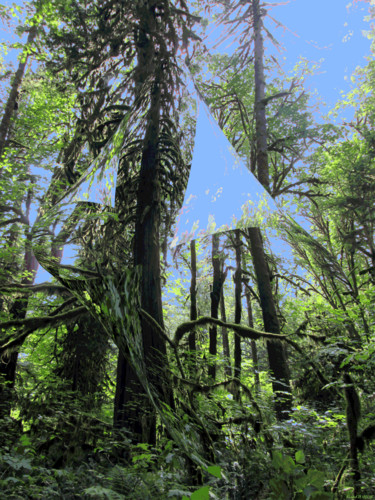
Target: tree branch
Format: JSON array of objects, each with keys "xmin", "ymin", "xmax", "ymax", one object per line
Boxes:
[
  {"xmin": 0, "ymin": 282, "xmax": 71, "ymax": 295},
  {"xmin": 0, "ymin": 304, "xmax": 86, "ymax": 354},
  {"xmin": 174, "ymin": 316, "xmax": 287, "ymax": 345}
]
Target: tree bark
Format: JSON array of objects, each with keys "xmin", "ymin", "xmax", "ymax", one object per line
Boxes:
[
  {"xmin": 220, "ymin": 288, "xmax": 232, "ymax": 379},
  {"xmin": 0, "ymin": 27, "xmax": 36, "ymax": 163},
  {"xmin": 244, "ymin": 284, "xmax": 260, "ymax": 392},
  {"xmin": 0, "ymin": 234, "xmax": 39, "ymax": 418},
  {"xmin": 209, "ymin": 234, "xmax": 221, "ymax": 380},
  {"xmin": 252, "ymin": 0, "xmax": 269, "ymax": 189},
  {"xmin": 189, "ymin": 239, "xmax": 197, "ymax": 353},
  {"xmin": 113, "ymin": 2, "xmax": 170, "ymax": 444},
  {"xmin": 248, "ymin": 227, "xmax": 291, "ymax": 419},
  {"xmin": 233, "ymin": 230, "xmax": 242, "ymax": 375},
  {"xmin": 233, "ymin": 230, "xmax": 242, "ymax": 399},
  {"xmin": 250, "ymin": 0, "xmax": 292, "ymax": 419}
]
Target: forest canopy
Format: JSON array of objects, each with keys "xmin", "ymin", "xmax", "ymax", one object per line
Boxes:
[{"xmin": 0, "ymin": 1, "xmax": 375, "ymax": 499}]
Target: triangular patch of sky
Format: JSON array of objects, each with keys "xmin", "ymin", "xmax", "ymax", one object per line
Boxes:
[{"xmin": 170, "ymin": 99, "xmax": 278, "ymax": 249}]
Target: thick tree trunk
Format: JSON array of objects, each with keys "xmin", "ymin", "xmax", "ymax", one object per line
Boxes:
[
  {"xmin": 114, "ymin": 76, "xmax": 167, "ymax": 443},
  {"xmin": 0, "ymin": 27, "xmax": 36, "ymax": 163},
  {"xmin": 0, "ymin": 236, "xmax": 39, "ymax": 418},
  {"xmin": 113, "ymin": 350, "xmax": 147, "ymax": 438},
  {"xmin": 0, "ymin": 351, "xmax": 18, "ymax": 418},
  {"xmin": 113, "ymin": 3, "xmax": 170, "ymax": 444},
  {"xmin": 209, "ymin": 234, "xmax": 221, "ymax": 380},
  {"xmin": 248, "ymin": 227, "xmax": 291, "ymax": 419},
  {"xmin": 250, "ymin": 0, "xmax": 292, "ymax": 419}
]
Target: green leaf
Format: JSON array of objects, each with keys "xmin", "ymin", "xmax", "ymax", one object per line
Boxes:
[
  {"xmin": 295, "ymin": 450, "xmax": 305, "ymax": 464},
  {"xmin": 269, "ymin": 478, "xmax": 290, "ymax": 499},
  {"xmin": 132, "ymin": 453, "xmax": 152, "ymax": 463},
  {"xmin": 206, "ymin": 465, "xmax": 222, "ymax": 478},
  {"xmin": 306, "ymin": 469, "xmax": 325, "ymax": 489},
  {"xmin": 191, "ymin": 486, "xmax": 210, "ymax": 500},
  {"xmin": 272, "ymin": 450, "xmax": 283, "ymax": 469},
  {"xmin": 310, "ymin": 492, "xmax": 332, "ymax": 499},
  {"xmin": 281, "ymin": 455, "xmax": 296, "ymax": 474},
  {"xmin": 135, "ymin": 442, "xmax": 149, "ymax": 451},
  {"xmin": 169, "ymin": 490, "xmax": 192, "ymax": 498},
  {"xmin": 19, "ymin": 434, "xmax": 32, "ymax": 447}
]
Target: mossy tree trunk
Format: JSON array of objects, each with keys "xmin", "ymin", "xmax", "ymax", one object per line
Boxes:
[
  {"xmin": 113, "ymin": 1, "xmax": 171, "ymax": 444},
  {"xmin": 249, "ymin": 0, "xmax": 292, "ymax": 419}
]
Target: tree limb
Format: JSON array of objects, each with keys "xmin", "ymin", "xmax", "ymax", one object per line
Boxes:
[
  {"xmin": 174, "ymin": 316, "xmax": 287, "ymax": 345},
  {"xmin": 0, "ymin": 304, "xmax": 86, "ymax": 354},
  {"xmin": 0, "ymin": 282, "xmax": 71, "ymax": 295}
]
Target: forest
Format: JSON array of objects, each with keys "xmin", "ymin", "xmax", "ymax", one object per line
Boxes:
[{"xmin": 0, "ymin": 0, "xmax": 375, "ymax": 498}]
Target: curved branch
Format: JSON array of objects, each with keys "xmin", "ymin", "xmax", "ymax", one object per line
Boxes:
[
  {"xmin": 174, "ymin": 315, "xmax": 286, "ymax": 345},
  {"xmin": 0, "ymin": 304, "xmax": 86, "ymax": 354}
]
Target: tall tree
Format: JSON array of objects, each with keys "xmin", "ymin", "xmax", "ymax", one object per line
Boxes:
[
  {"xmin": 248, "ymin": 0, "xmax": 291, "ymax": 419},
  {"xmin": 0, "ymin": 26, "xmax": 36, "ymax": 163}
]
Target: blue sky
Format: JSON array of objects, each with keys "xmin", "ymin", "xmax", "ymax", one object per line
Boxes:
[
  {"xmin": 0, "ymin": 0, "xmax": 373, "ymax": 284},
  {"xmin": 201, "ymin": 0, "xmax": 373, "ymax": 115},
  {"xmin": 267, "ymin": 0, "xmax": 372, "ymax": 113},
  {"xmin": 171, "ymin": 0, "xmax": 374, "ymax": 263}
]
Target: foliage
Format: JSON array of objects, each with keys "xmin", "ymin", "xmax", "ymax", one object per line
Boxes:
[{"xmin": 1, "ymin": 0, "xmax": 375, "ymax": 499}]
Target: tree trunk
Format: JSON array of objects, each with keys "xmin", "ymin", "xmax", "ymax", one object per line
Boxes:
[
  {"xmin": 233, "ymin": 229, "xmax": 242, "ymax": 399},
  {"xmin": 252, "ymin": 0, "xmax": 269, "ymax": 189},
  {"xmin": 0, "ymin": 27, "xmax": 36, "ymax": 163},
  {"xmin": 220, "ymin": 288, "xmax": 232, "ymax": 379},
  {"xmin": 209, "ymin": 234, "xmax": 221, "ymax": 380},
  {"xmin": 244, "ymin": 285, "xmax": 260, "ymax": 392},
  {"xmin": 0, "ymin": 234, "xmax": 39, "ymax": 418},
  {"xmin": 189, "ymin": 239, "xmax": 197, "ymax": 353},
  {"xmin": 114, "ymin": 3, "xmax": 170, "ymax": 444},
  {"xmin": 248, "ymin": 227, "xmax": 291, "ymax": 419},
  {"xmin": 250, "ymin": 0, "xmax": 292, "ymax": 419}
]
